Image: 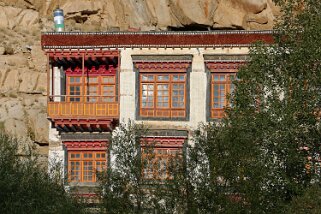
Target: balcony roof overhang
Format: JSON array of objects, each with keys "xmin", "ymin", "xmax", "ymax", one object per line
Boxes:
[{"xmin": 41, "ymin": 30, "xmax": 275, "ymax": 50}]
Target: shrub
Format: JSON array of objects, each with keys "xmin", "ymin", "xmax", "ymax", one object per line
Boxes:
[{"xmin": 0, "ymin": 133, "xmax": 85, "ymax": 214}]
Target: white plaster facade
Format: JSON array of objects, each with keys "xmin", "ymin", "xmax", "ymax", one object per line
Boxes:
[
  {"xmin": 47, "ymin": 46, "xmax": 250, "ymax": 184},
  {"xmin": 119, "ymin": 47, "xmax": 249, "ymax": 130}
]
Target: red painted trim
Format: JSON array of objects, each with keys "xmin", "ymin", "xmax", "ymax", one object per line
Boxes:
[
  {"xmin": 141, "ymin": 137, "xmax": 186, "ymax": 148},
  {"xmin": 48, "ymin": 50, "xmax": 119, "ymax": 57},
  {"xmin": 65, "ymin": 66, "xmax": 117, "ymax": 75},
  {"xmin": 42, "ymin": 32, "xmax": 274, "ymax": 48},
  {"xmin": 135, "ymin": 62, "xmax": 190, "ymax": 72},
  {"xmin": 63, "ymin": 141, "xmax": 108, "ymax": 150},
  {"xmin": 206, "ymin": 62, "xmax": 246, "ymax": 72}
]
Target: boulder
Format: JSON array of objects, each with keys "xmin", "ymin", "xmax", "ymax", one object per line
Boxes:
[
  {"xmin": 5, "ymin": 99, "xmax": 24, "ymax": 120},
  {"xmin": 4, "ymin": 118, "xmax": 28, "ymax": 138},
  {"xmin": 0, "ymin": 6, "xmax": 39, "ymax": 29},
  {"xmin": 0, "ymin": 46, "xmax": 5, "ymax": 55},
  {"xmin": 18, "ymin": 70, "xmax": 38, "ymax": 93},
  {"xmin": 2, "ymin": 69, "xmax": 20, "ymax": 91}
]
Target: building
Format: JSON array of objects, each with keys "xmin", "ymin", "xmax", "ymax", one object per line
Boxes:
[{"xmin": 41, "ymin": 30, "xmax": 273, "ymax": 194}]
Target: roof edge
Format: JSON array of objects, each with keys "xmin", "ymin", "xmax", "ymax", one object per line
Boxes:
[{"xmin": 42, "ymin": 30, "xmax": 275, "ymax": 36}]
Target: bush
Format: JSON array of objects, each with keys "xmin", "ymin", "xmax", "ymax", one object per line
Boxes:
[{"xmin": 0, "ymin": 133, "xmax": 85, "ymax": 214}]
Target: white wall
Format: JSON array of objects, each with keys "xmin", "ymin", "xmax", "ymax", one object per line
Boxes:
[{"xmin": 119, "ymin": 47, "xmax": 249, "ymax": 130}]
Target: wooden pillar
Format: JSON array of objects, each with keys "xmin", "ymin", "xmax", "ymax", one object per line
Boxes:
[
  {"xmin": 117, "ymin": 51, "xmax": 120, "ymax": 117},
  {"xmin": 47, "ymin": 53, "xmax": 50, "ymax": 101},
  {"xmin": 82, "ymin": 53, "xmax": 85, "ymax": 114},
  {"xmin": 52, "ymin": 57, "xmax": 55, "ymax": 101}
]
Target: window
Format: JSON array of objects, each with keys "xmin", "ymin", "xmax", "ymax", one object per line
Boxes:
[
  {"xmin": 206, "ymin": 60, "xmax": 243, "ymax": 119},
  {"xmin": 142, "ymin": 147, "xmax": 183, "ymax": 180},
  {"xmin": 68, "ymin": 151, "xmax": 107, "ymax": 183},
  {"xmin": 68, "ymin": 76, "xmax": 82, "ymax": 102},
  {"xmin": 86, "ymin": 77, "xmax": 99, "ymax": 102},
  {"xmin": 141, "ymin": 136, "xmax": 185, "ymax": 181},
  {"xmin": 139, "ymin": 73, "xmax": 187, "ymax": 118},
  {"xmin": 66, "ymin": 75, "xmax": 116, "ymax": 103},
  {"xmin": 102, "ymin": 76, "xmax": 116, "ymax": 102},
  {"xmin": 211, "ymin": 73, "xmax": 236, "ymax": 118}
]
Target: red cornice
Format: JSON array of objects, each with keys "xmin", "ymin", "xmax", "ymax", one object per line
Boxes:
[
  {"xmin": 65, "ymin": 65, "xmax": 117, "ymax": 75},
  {"xmin": 135, "ymin": 62, "xmax": 190, "ymax": 72},
  {"xmin": 47, "ymin": 50, "xmax": 119, "ymax": 57},
  {"xmin": 141, "ymin": 137, "xmax": 185, "ymax": 148},
  {"xmin": 41, "ymin": 31, "xmax": 274, "ymax": 49},
  {"xmin": 63, "ymin": 141, "xmax": 107, "ymax": 151},
  {"xmin": 206, "ymin": 62, "xmax": 246, "ymax": 72}
]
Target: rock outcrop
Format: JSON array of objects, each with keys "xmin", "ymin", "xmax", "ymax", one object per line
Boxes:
[
  {"xmin": 1, "ymin": 0, "xmax": 280, "ymax": 31},
  {"xmin": 0, "ymin": 0, "xmax": 280, "ymax": 163}
]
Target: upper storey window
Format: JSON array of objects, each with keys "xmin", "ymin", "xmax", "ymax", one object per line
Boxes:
[
  {"xmin": 210, "ymin": 72, "xmax": 236, "ymax": 118},
  {"xmin": 66, "ymin": 72, "xmax": 117, "ymax": 103},
  {"xmin": 133, "ymin": 55, "xmax": 192, "ymax": 120},
  {"xmin": 140, "ymin": 73, "xmax": 186, "ymax": 118},
  {"xmin": 205, "ymin": 55, "xmax": 247, "ymax": 119},
  {"xmin": 68, "ymin": 76, "xmax": 82, "ymax": 102}
]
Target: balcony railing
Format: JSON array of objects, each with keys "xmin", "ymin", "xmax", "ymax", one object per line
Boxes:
[{"xmin": 48, "ymin": 95, "xmax": 119, "ymax": 118}]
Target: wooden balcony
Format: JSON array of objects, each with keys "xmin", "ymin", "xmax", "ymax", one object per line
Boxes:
[{"xmin": 48, "ymin": 95, "xmax": 119, "ymax": 132}]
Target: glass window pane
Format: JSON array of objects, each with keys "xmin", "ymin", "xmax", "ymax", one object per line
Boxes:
[
  {"xmin": 157, "ymin": 75, "xmax": 169, "ymax": 81},
  {"xmin": 88, "ymin": 77, "xmax": 98, "ymax": 83},
  {"xmin": 70, "ymin": 77, "xmax": 81, "ymax": 83},
  {"xmin": 142, "ymin": 85, "xmax": 147, "ymax": 90},
  {"xmin": 102, "ymin": 76, "xmax": 115, "ymax": 83}
]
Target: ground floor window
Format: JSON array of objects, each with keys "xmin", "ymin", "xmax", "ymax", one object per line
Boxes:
[
  {"xmin": 68, "ymin": 151, "xmax": 107, "ymax": 183},
  {"xmin": 141, "ymin": 137, "xmax": 185, "ymax": 180}
]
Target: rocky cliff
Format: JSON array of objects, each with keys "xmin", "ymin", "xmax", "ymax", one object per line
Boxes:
[{"xmin": 0, "ymin": 0, "xmax": 280, "ymax": 161}]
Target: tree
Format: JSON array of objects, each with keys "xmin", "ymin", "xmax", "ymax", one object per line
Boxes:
[
  {"xmin": 0, "ymin": 133, "xmax": 85, "ymax": 214},
  {"xmin": 188, "ymin": 0, "xmax": 321, "ymax": 213},
  {"xmin": 99, "ymin": 121, "xmax": 188, "ymax": 213},
  {"xmin": 286, "ymin": 183, "xmax": 321, "ymax": 213}
]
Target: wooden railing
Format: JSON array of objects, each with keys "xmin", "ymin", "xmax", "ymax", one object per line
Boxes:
[{"xmin": 48, "ymin": 96, "xmax": 119, "ymax": 118}]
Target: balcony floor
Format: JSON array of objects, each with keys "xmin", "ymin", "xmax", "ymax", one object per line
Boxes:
[{"xmin": 50, "ymin": 118, "xmax": 118, "ymax": 132}]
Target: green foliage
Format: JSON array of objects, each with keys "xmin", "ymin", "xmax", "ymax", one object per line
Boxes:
[
  {"xmin": 187, "ymin": 0, "xmax": 321, "ymax": 213},
  {"xmin": 97, "ymin": 1, "xmax": 321, "ymax": 213},
  {"xmin": 286, "ymin": 184, "xmax": 321, "ymax": 213},
  {"xmin": 0, "ymin": 133, "xmax": 85, "ymax": 214},
  {"xmin": 99, "ymin": 121, "xmax": 188, "ymax": 213},
  {"xmin": 99, "ymin": 122, "xmax": 148, "ymax": 213}
]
